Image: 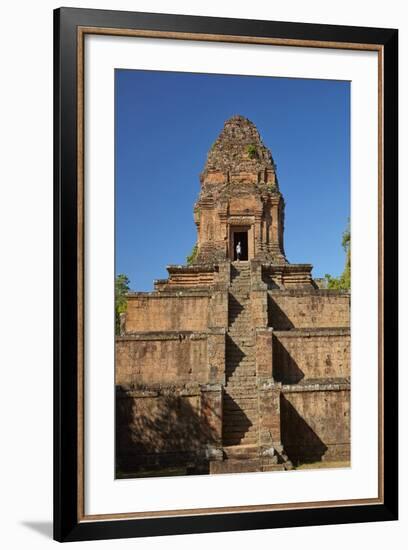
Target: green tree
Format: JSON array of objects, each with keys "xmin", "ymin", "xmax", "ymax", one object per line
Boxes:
[
  {"xmin": 186, "ymin": 243, "xmax": 198, "ymax": 265},
  {"xmin": 324, "ymin": 221, "xmax": 350, "ymax": 291},
  {"xmin": 246, "ymin": 144, "xmax": 258, "ymax": 159},
  {"xmin": 115, "ymin": 274, "xmax": 130, "ymax": 335}
]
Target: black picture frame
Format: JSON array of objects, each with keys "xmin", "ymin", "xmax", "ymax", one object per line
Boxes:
[{"xmin": 54, "ymin": 7, "xmax": 398, "ymax": 542}]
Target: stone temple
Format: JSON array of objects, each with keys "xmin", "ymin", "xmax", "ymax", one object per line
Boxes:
[{"xmin": 116, "ymin": 115, "xmax": 350, "ymax": 476}]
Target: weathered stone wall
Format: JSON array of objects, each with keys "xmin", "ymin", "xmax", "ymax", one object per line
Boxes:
[
  {"xmin": 198, "ymin": 208, "xmax": 225, "ymax": 252},
  {"xmin": 258, "ymin": 383, "xmax": 282, "ymax": 450},
  {"xmin": 116, "ymin": 333, "xmax": 211, "ymax": 386},
  {"xmin": 280, "ymin": 387, "xmax": 350, "ymax": 463},
  {"xmin": 255, "ymin": 328, "xmax": 273, "ymax": 379},
  {"xmin": 268, "ymin": 290, "xmax": 350, "ymax": 329},
  {"xmin": 126, "ymin": 293, "xmax": 210, "ymax": 332},
  {"xmin": 116, "ymin": 384, "xmax": 222, "ymax": 473},
  {"xmin": 273, "ymin": 329, "xmax": 350, "ymax": 383}
]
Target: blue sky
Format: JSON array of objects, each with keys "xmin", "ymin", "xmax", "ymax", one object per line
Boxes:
[{"xmin": 115, "ymin": 70, "xmax": 350, "ymax": 291}]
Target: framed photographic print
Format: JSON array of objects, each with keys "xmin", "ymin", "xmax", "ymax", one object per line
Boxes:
[{"xmin": 54, "ymin": 7, "xmax": 398, "ymax": 542}]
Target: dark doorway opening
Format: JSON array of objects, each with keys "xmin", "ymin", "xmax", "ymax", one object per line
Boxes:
[{"xmin": 233, "ymin": 231, "xmax": 248, "ymax": 261}]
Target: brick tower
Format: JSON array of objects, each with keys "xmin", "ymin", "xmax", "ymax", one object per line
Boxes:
[
  {"xmin": 194, "ymin": 115, "xmax": 286, "ymax": 265},
  {"xmin": 116, "ymin": 116, "xmax": 350, "ymax": 477}
]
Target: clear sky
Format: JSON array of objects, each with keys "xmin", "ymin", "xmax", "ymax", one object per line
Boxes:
[{"xmin": 115, "ymin": 69, "xmax": 350, "ymax": 291}]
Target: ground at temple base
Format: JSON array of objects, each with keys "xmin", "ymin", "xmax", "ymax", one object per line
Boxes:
[{"xmin": 294, "ymin": 460, "xmax": 351, "ymax": 470}]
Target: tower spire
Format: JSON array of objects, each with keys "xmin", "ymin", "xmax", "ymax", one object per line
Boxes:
[{"xmin": 193, "ymin": 116, "xmax": 286, "ymax": 265}]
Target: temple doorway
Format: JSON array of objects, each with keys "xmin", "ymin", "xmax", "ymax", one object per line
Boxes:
[{"xmin": 233, "ymin": 231, "xmax": 248, "ymax": 261}]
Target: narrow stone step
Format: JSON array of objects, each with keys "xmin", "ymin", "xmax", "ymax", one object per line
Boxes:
[
  {"xmin": 223, "ymin": 444, "xmax": 259, "ymax": 460},
  {"xmin": 226, "ymin": 358, "xmax": 255, "ymax": 364},
  {"xmin": 226, "ymin": 351, "xmax": 255, "ymax": 357},
  {"xmin": 223, "ymin": 406, "xmax": 258, "ymax": 415},
  {"xmin": 223, "ymin": 423, "xmax": 257, "ymax": 431},
  {"xmin": 226, "ymin": 338, "xmax": 254, "ymax": 344},
  {"xmin": 223, "ymin": 414, "xmax": 259, "ymax": 424},
  {"xmin": 223, "ymin": 400, "xmax": 258, "ymax": 409},
  {"xmin": 226, "ymin": 366, "xmax": 257, "ymax": 373},
  {"xmin": 228, "ymin": 314, "xmax": 250, "ymax": 319},
  {"xmin": 223, "ymin": 396, "xmax": 258, "ymax": 409},
  {"xmin": 223, "ymin": 436, "xmax": 258, "ymax": 446},
  {"xmin": 226, "ymin": 365, "xmax": 256, "ymax": 370},
  {"xmin": 226, "ymin": 363, "xmax": 255, "ymax": 369},
  {"xmin": 226, "ymin": 368, "xmax": 257, "ymax": 374},
  {"xmin": 223, "ymin": 409, "xmax": 258, "ymax": 418},
  {"xmin": 225, "ymin": 380, "xmax": 257, "ymax": 386},
  {"xmin": 226, "ymin": 377, "xmax": 257, "ymax": 385},
  {"xmin": 225, "ymin": 417, "xmax": 258, "ymax": 425},
  {"xmin": 226, "ymin": 354, "xmax": 255, "ymax": 361},
  {"xmin": 226, "ymin": 368, "xmax": 256, "ymax": 374},
  {"xmin": 223, "ymin": 431, "xmax": 258, "ymax": 440},
  {"xmin": 210, "ymin": 459, "xmax": 260, "ymax": 474},
  {"xmin": 228, "ymin": 318, "xmax": 252, "ymax": 322},
  {"xmin": 228, "ymin": 382, "xmax": 254, "ymax": 391},
  {"xmin": 228, "ymin": 317, "xmax": 252, "ymax": 322},
  {"xmin": 228, "ymin": 334, "xmax": 254, "ymax": 339},
  {"xmin": 226, "ymin": 371, "xmax": 256, "ymax": 377},
  {"xmin": 223, "ymin": 424, "xmax": 258, "ymax": 433},
  {"xmin": 223, "ymin": 403, "xmax": 258, "ymax": 412},
  {"xmin": 226, "ymin": 388, "xmax": 257, "ymax": 395},
  {"xmin": 225, "ymin": 376, "xmax": 256, "ymax": 389},
  {"xmin": 225, "ymin": 382, "xmax": 256, "ymax": 386},
  {"xmin": 226, "ymin": 379, "xmax": 257, "ymax": 385},
  {"xmin": 223, "ymin": 390, "xmax": 258, "ymax": 399}
]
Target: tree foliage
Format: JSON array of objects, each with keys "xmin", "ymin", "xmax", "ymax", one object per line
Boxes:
[
  {"xmin": 115, "ymin": 274, "xmax": 130, "ymax": 335},
  {"xmin": 324, "ymin": 221, "xmax": 350, "ymax": 291},
  {"xmin": 186, "ymin": 243, "xmax": 198, "ymax": 266},
  {"xmin": 246, "ymin": 144, "xmax": 258, "ymax": 159}
]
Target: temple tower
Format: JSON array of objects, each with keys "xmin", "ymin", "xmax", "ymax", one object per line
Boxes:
[{"xmin": 193, "ymin": 115, "xmax": 286, "ymax": 265}]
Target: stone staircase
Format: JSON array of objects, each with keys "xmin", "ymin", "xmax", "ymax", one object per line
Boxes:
[{"xmin": 222, "ymin": 262, "xmax": 259, "ymax": 452}]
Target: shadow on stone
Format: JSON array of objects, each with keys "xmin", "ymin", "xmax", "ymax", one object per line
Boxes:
[
  {"xmin": 116, "ymin": 387, "xmax": 220, "ymax": 477},
  {"xmin": 273, "ymin": 336, "xmax": 305, "ymax": 383},
  {"xmin": 230, "ymin": 264, "xmax": 243, "ymax": 283},
  {"xmin": 222, "ymin": 393, "xmax": 253, "ymax": 446},
  {"xmin": 280, "ymin": 395, "xmax": 328, "ymax": 464},
  {"xmin": 262, "ymin": 271, "xmax": 281, "ymax": 289},
  {"xmin": 225, "ymin": 334, "xmax": 246, "ymax": 382},
  {"xmin": 228, "ymin": 293, "xmax": 244, "ymax": 324},
  {"xmin": 268, "ymin": 294, "xmax": 294, "ymax": 329}
]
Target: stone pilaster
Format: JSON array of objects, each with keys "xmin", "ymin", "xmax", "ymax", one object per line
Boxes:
[
  {"xmin": 249, "ymin": 260, "xmax": 268, "ymax": 328},
  {"xmin": 200, "ymin": 384, "xmax": 223, "ymax": 460},
  {"xmin": 255, "ymin": 327, "xmax": 274, "ymax": 380},
  {"xmin": 258, "ymin": 381, "xmax": 281, "ymax": 450},
  {"xmin": 258, "ymin": 380, "xmax": 292, "ymax": 468},
  {"xmin": 208, "ymin": 262, "xmax": 229, "ymax": 329},
  {"xmin": 207, "ymin": 328, "xmax": 226, "ymax": 385},
  {"xmin": 270, "ymin": 197, "xmax": 280, "ymax": 246}
]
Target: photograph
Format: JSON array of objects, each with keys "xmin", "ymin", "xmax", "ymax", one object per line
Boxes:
[{"xmin": 114, "ymin": 69, "xmax": 351, "ymax": 478}]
